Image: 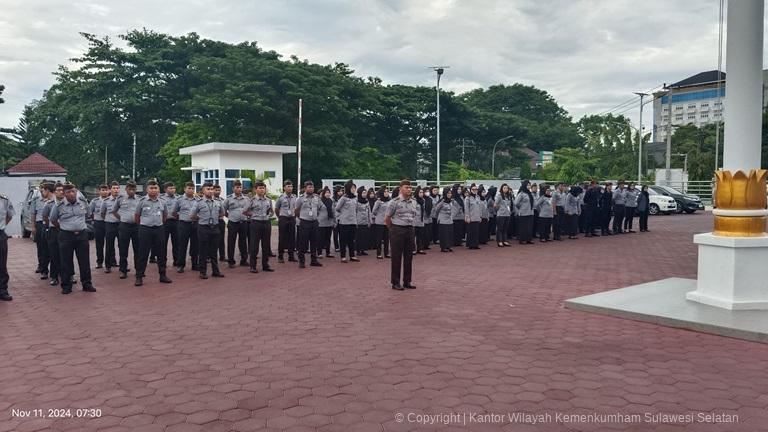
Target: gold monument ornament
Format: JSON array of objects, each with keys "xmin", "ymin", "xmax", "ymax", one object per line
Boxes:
[{"xmin": 713, "ymin": 169, "xmax": 768, "ymax": 237}]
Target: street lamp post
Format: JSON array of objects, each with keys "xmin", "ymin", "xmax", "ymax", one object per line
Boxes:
[
  {"xmin": 634, "ymin": 92, "xmax": 648, "ymax": 184},
  {"xmin": 430, "ymin": 66, "xmax": 448, "ymax": 185},
  {"xmin": 491, "ymin": 135, "xmax": 516, "ymax": 177}
]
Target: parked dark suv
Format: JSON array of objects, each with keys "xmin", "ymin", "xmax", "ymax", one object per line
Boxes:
[{"xmin": 648, "ymin": 185, "xmax": 704, "ymax": 214}]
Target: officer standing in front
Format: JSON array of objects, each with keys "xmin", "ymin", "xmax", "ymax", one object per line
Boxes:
[
  {"xmin": 191, "ymin": 182, "xmax": 225, "ymax": 279},
  {"xmin": 134, "ymin": 180, "xmax": 173, "ymax": 286},
  {"xmin": 49, "ymin": 184, "xmax": 96, "ymax": 295},
  {"xmin": 385, "ymin": 180, "xmax": 418, "ymax": 290},
  {"xmin": 0, "ymin": 192, "xmax": 15, "ymax": 301},
  {"xmin": 112, "ymin": 181, "xmax": 140, "ymax": 279},
  {"xmin": 295, "ymin": 180, "xmax": 322, "ymax": 269},
  {"xmin": 275, "ymin": 180, "xmax": 297, "ymax": 263},
  {"xmin": 223, "ymin": 180, "xmax": 250, "ymax": 268},
  {"xmin": 246, "ymin": 181, "xmax": 274, "ymax": 273}
]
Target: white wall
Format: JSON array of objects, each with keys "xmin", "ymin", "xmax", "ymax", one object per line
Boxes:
[
  {"xmin": 0, "ymin": 175, "xmax": 66, "ymax": 237},
  {"xmin": 190, "ymin": 151, "xmax": 285, "ymax": 194}
]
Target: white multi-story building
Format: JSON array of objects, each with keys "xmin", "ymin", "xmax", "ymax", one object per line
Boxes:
[{"xmin": 652, "ymin": 69, "xmax": 768, "ymax": 142}]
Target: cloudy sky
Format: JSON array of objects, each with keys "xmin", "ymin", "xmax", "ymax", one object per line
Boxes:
[{"xmin": 0, "ymin": 0, "xmax": 764, "ymax": 131}]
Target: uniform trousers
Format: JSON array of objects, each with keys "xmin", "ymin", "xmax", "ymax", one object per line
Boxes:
[{"xmin": 389, "ymin": 225, "xmax": 414, "ymax": 285}]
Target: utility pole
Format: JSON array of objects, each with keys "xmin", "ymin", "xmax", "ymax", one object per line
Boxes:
[
  {"xmin": 132, "ymin": 132, "xmax": 136, "ymax": 181},
  {"xmin": 665, "ymin": 86, "xmax": 674, "ymax": 185},
  {"xmin": 634, "ymin": 92, "xmax": 648, "ymax": 184},
  {"xmin": 455, "ymin": 138, "xmax": 475, "ymax": 166},
  {"xmin": 430, "ymin": 66, "xmax": 448, "ymax": 185}
]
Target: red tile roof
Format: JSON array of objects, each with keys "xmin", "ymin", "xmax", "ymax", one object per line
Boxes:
[{"xmin": 6, "ymin": 152, "xmax": 67, "ymax": 175}]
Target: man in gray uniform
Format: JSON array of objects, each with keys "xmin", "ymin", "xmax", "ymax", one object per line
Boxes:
[
  {"xmin": 275, "ymin": 180, "xmax": 297, "ymax": 263},
  {"xmin": 90, "ymin": 184, "xmax": 109, "ymax": 269},
  {"xmin": 385, "ymin": 180, "xmax": 418, "ymax": 290},
  {"xmin": 32, "ymin": 182, "xmax": 51, "ymax": 278},
  {"xmin": 134, "ymin": 180, "xmax": 173, "ymax": 286},
  {"xmin": 100, "ymin": 181, "xmax": 121, "ymax": 273},
  {"xmin": 161, "ymin": 182, "xmax": 179, "ymax": 268},
  {"xmin": 223, "ymin": 180, "xmax": 249, "ymax": 268},
  {"xmin": 43, "ymin": 183, "xmax": 63, "ymax": 286},
  {"xmin": 295, "ymin": 180, "xmax": 322, "ymax": 269},
  {"xmin": 49, "ymin": 184, "xmax": 96, "ymax": 295},
  {"xmin": 0, "ymin": 192, "xmax": 15, "ymax": 301},
  {"xmin": 113, "ymin": 181, "xmax": 140, "ymax": 279},
  {"xmin": 172, "ymin": 182, "xmax": 200, "ymax": 273},
  {"xmin": 213, "ymin": 184, "xmax": 226, "ymax": 261},
  {"xmin": 246, "ymin": 181, "xmax": 274, "ymax": 273},
  {"xmin": 191, "ymin": 182, "xmax": 224, "ymax": 279}
]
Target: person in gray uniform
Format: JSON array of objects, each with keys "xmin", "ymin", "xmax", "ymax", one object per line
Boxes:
[
  {"xmin": 335, "ymin": 180, "xmax": 358, "ymax": 262},
  {"xmin": 428, "ymin": 186, "xmax": 440, "ymax": 245},
  {"xmin": 134, "ymin": 180, "xmax": 172, "ymax": 286},
  {"xmin": 90, "ymin": 184, "xmax": 109, "ymax": 269},
  {"xmin": 112, "ymin": 181, "xmax": 140, "ymax": 279},
  {"xmin": 612, "ymin": 181, "xmax": 627, "ymax": 234},
  {"xmin": 192, "ymin": 182, "xmax": 225, "ymax": 279},
  {"xmin": 565, "ymin": 185, "xmax": 582, "ymax": 239},
  {"xmin": 451, "ymin": 184, "xmax": 465, "ymax": 247},
  {"xmin": 432, "ymin": 187, "xmax": 454, "ymax": 252},
  {"xmin": 100, "ymin": 181, "xmax": 121, "ymax": 272},
  {"xmin": 514, "ymin": 180, "xmax": 535, "ymax": 244},
  {"xmin": 413, "ymin": 187, "xmax": 427, "ymax": 255},
  {"xmin": 275, "ymin": 180, "xmax": 297, "ymax": 263},
  {"xmin": 246, "ymin": 181, "xmax": 274, "ymax": 273},
  {"xmin": 43, "ymin": 183, "xmax": 63, "ymax": 286},
  {"xmin": 0, "ymin": 192, "xmax": 15, "ymax": 301},
  {"xmin": 213, "ymin": 184, "xmax": 226, "ymax": 261},
  {"xmin": 494, "ymin": 183, "xmax": 512, "ymax": 247},
  {"xmin": 623, "ymin": 182, "xmax": 639, "ymax": 233},
  {"xmin": 535, "ymin": 185, "xmax": 554, "ymax": 242},
  {"xmin": 172, "ymin": 182, "xmax": 200, "ymax": 273},
  {"xmin": 552, "ymin": 183, "xmax": 567, "ymax": 241},
  {"xmin": 317, "ymin": 187, "xmax": 336, "ymax": 258},
  {"xmin": 386, "ymin": 180, "xmax": 418, "ymax": 290},
  {"xmin": 464, "ymin": 184, "xmax": 482, "ymax": 249},
  {"xmin": 371, "ymin": 187, "xmax": 391, "ymax": 259},
  {"xmin": 223, "ymin": 180, "xmax": 250, "ymax": 268},
  {"xmin": 161, "ymin": 182, "xmax": 179, "ymax": 268},
  {"xmin": 32, "ymin": 182, "xmax": 51, "ymax": 278},
  {"xmin": 355, "ymin": 187, "xmax": 371, "ymax": 256},
  {"xmin": 295, "ymin": 180, "xmax": 323, "ymax": 268},
  {"xmin": 50, "ymin": 184, "xmax": 96, "ymax": 295}
]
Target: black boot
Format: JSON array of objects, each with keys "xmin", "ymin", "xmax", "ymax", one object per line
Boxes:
[
  {"xmin": 135, "ymin": 276, "xmax": 143, "ymax": 287},
  {"xmin": 159, "ymin": 271, "xmax": 172, "ymax": 283}
]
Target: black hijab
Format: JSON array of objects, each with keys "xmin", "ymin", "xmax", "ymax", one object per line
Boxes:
[
  {"xmin": 333, "ymin": 185, "xmax": 343, "ymax": 202},
  {"xmin": 344, "ymin": 180, "xmax": 355, "ymax": 199},
  {"xmin": 357, "ymin": 187, "xmax": 368, "ymax": 204},
  {"xmin": 367, "ymin": 189, "xmax": 376, "ymax": 210},
  {"xmin": 321, "ymin": 187, "xmax": 334, "ymax": 216},
  {"xmin": 377, "ymin": 187, "xmax": 390, "ymax": 202},
  {"xmin": 442, "ymin": 186, "xmax": 452, "ymax": 203},
  {"xmin": 570, "ymin": 185, "xmax": 583, "ymax": 197},
  {"xmin": 518, "ymin": 180, "xmax": 534, "ymax": 209},
  {"xmin": 487, "ymin": 186, "xmax": 497, "ymax": 201},
  {"xmin": 414, "ymin": 187, "xmax": 425, "ymax": 217},
  {"xmin": 478, "ymin": 185, "xmax": 486, "ymax": 201},
  {"xmin": 451, "ymin": 183, "xmax": 464, "ymax": 208}
]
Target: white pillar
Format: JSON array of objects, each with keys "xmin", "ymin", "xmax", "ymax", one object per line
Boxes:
[{"xmin": 722, "ymin": 0, "xmax": 764, "ymax": 171}]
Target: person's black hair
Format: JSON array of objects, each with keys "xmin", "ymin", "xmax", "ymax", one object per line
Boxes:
[
  {"xmin": 164, "ymin": 182, "xmax": 175, "ymax": 189},
  {"xmin": 569, "ymin": 185, "xmax": 582, "ymax": 197},
  {"xmin": 43, "ymin": 183, "xmax": 55, "ymax": 193},
  {"xmin": 126, "ymin": 181, "xmax": 137, "ymax": 189},
  {"xmin": 184, "ymin": 181, "xmax": 195, "ymax": 188},
  {"xmin": 202, "ymin": 182, "xmax": 214, "ymax": 188},
  {"xmin": 255, "ymin": 181, "xmax": 266, "ymax": 188},
  {"xmin": 499, "ymin": 183, "xmax": 511, "ymax": 200},
  {"xmin": 233, "ymin": 180, "xmax": 242, "ymax": 187},
  {"xmin": 442, "ymin": 186, "xmax": 452, "ymax": 203},
  {"xmin": 477, "ymin": 185, "xmax": 486, "ymax": 200},
  {"xmin": 333, "ymin": 185, "xmax": 343, "ymax": 201},
  {"xmin": 284, "ymin": 180, "xmax": 293, "ymax": 186},
  {"xmin": 110, "ymin": 181, "xmax": 119, "ymax": 187},
  {"xmin": 486, "ymin": 185, "xmax": 497, "ymax": 201},
  {"xmin": 304, "ymin": 180, "xmax": 314, "ymax": 187},
  {"xmin": 147, "ymin": 180, "xmax": 158, "ymax": 187},
  {"xmin": 62, "ymin": 183, "xmax": 75, "ymax": 191},
  {"xmin": 392, "ymin": 186, "xmax": 400, "ymax": 198},
  {"xmin": 540, "ymin": 185, "xmax": 550, "ymax": 196},
  {"xmin": 99, "ymin": 184, "xmax": 108, "ymax": 190}
]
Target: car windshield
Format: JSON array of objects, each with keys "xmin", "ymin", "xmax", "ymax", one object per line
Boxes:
[
  {"xmin": 647, "ymin": 188, "xmax": 660, "ymax": 195},
  {"xmin": 659, "ymin": 186, "xmax": 683, "ymax": 195}
]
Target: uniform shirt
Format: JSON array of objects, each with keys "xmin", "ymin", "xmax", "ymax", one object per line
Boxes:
[
  {"xmin": 464, "ymin": 195, "xmax": 483, "ymax": 222},
  {"xmin": 553, "ymin": 190, "xmax": 567, "ymax": 207},
  {"xmin": 514, "ymin": 193, "xmax": 534, "ymax": 217},
  {"xmin": 50, "ymin": 198, "xmax": 89, "ymax": 231},
  {"xmin": 335, "ymin": 196, "xmax": 358, "ymax": 225},
  {"xmin": 317, "ymin": 200, "xmax": 336, "ymax": 227},
  {"xmin": 101, "ymin": 195, "xmax": 121, "ymax": 223},
  {"xmin": 113, "ymin": 195, "xmax": 140, "ymax": 224},
  {"xmin": 413, "ymin": 202, "xmax": 425, "ymax": 227},
  {"xmin": 386, "ymin": 196, "xmax": 418, "ymax": 227},
  {"xmin": 223, "ymin": 194, "xmax": 249, "ymax": 222},
  {"xmin": 355, "ymin": 200, "xmax": 370, "ymax": 226},
  {"xmin": 0, "ymin": 194, "xmax": 15, "ymax": 231},
  {"xmin": 161, "ymin": 193, "xmax": 178, "ymax": 220},
  {"xmin": 136, "ymin": 196, "xmax": 166, "ymax": 227},
  {"xmin": 431, "ymin": 200, "xmax": 453, "ymax": 225},
  {"xmin": 637, "ymin": 192, "xmax": 649, "ymax": 212},
  {"xmin": 192, "ymin": 197, "xmax": 224, "ymax": 225},
  {"xmin": 296, "ymin": 194, "xmax": 321, "ymax": 221},
  {"xmin": 613, "ymin": 188, "xmax": 627, "ymax": 206},
  {"xmin": 33, "ymin": 194, "xmax": 47, "ymax": 222},
  {"xmin": 565, "ymin": 194, "xmax": 581, "ymax": 215},
  {"xmin": 275, "ymin": 194, "xmax": 297, "ymax": 218},
  {"xmin": 480, "ymin": 199, "xmax": 489, "ymax": 219},
  {"xmin": 535, "ymin": 195, "xmax": 554, "ymax": 218},
  {"xmin": 371, "ymin": 200, "xmax": 389, "ymax": 225},
  {"xmin": 624, "ymin": 189, "xmax": 639, "ymax": 208},
  {"xmin": 247, "ymin": 196, "xmax": 273, "ymax": 221},
  {"xmin": 42, "ymin": 199, "xmax": 57, "ymax": 226},
  {"xmin": 451, "ymin": 199, "xmax": 465, "ymax": 220},
  {"xmin": 173, "ymin": 195, "xmax": 200, "ymax": 222},
  {"xmin": 494, "ymin": 194, "xmax": 512, "ymax": 217},
  {"xmin": 486, "ymin": 199, "xmax": 496, "ymax": 218},
  {"xmin": 89, "ymin": 197, "xmax": 106, "ymax": 221}
]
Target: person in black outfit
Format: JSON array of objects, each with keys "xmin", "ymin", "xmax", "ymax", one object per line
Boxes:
[
  {"xmin": 599, "ymin": 183, "xmax": 614, "ymax": 236},
  {"xmin": 583, "ymin": 180, "xmax": 600, "ymax": 237},
  {"xmin": 638, "ymin": 185, "xmax": 651, "ymax": 232}
]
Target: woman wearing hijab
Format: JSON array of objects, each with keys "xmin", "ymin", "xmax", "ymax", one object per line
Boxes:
[
  {"xmin": 413, "ymin": 187, "xmax": 427, "ymax": 255},
  {"xmin": 451, "ymin": 184, "xmax": 466, "ymax": 246},
  {"xmin": 514, "ymin": 181, "xmax": 535, "ymax": 244},
  {"xmin": 429, "ymin": 186, "xmax": 440, "ymax": 245},
  {"xmin": 535, "ymin": 185, "xmax": 555, "ymax": 242},
  {"xmin": 486, "ymin": 186, "xmax": 497, "ymax": 243},
  {"xmin": 422, "ymin": 187, "xmax": 433, "ymax": 250},
  {"xmin": 599, "ymin": 183, "xmax": 614, "ymax": 236},
  {"xmin": 366, "ymin": 188, "xmax": 377, "ymax": 249},
  {"xmin": 335, "ymin": 180, "xmax": 359, "ymax": 262},
  {"xmin": 565, "ymin": 184, "xmax": 582, "ymax": 239},
  {"xmin": 431, "ymin": 187, "xmax": 454, "ymax": 252},
  {"xmin": 317, "ymin": 187, "xmax": 336, "ymax": 258},
  {"xmin": 355, "ymin": 187, "xmax": 371, "ymax": 256},
  {"xmin": 637, "ymin": 185, "xmax": 650, "ymax": 232},
  {"xmin": 332, "ymin": 186, "xmax": 343, "ymax": 252},
  {"xmin": 478, "ymin": 186, "xmax": 490, "ymax": 245},
  {"xmin": 371, "ymin": 187, "xmax": 391, "ymax": 259},
  {"xmin": 463, "ymin": 184, "xmax": 482, "ymax": 249},
  {"xmin": 530, "ymin": 183, "xmax": 539, "ymax": 238},
  {"xmin": 494, "ymin": 183, "xmax": 512, "ymax": 247}
]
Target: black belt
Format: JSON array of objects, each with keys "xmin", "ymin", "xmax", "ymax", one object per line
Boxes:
[{"xmin": 251, "ymin": 219, "xmax": 270, "ymax": 223}]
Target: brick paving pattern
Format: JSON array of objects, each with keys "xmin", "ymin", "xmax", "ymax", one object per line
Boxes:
[{"xmin": 1, "ymin": 212, "xmax": 766, "ymax": 431}]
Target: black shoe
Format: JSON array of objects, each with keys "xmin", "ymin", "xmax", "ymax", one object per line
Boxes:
[
  {"xmin": 159, "ymin": 274, "xmax": 172, "ymax": 283},
  {"xmin": 219, "ymin": 256, "xmax": 226, "ymax": 262},
  {"xmin": 249, "ymin": 267, "xmax": 259, "ymax": 273},
  {"xmin": 262, "ymin": 267, "xmax": 274, "ymax": 272},
  {"xmin": 105, "ymin": 267, "xmax": 112, "ymax": 274},
  {"xmin": 199, "ymin": 273, "xmax": 208, "ymax": 279},
  {"xmin": 325, "ymin": 253, "xmax": 335, "ymax": 258},
  {"xmin": 61, "ymin": 288, "xmax": 72, "ymax": 294},
  {"xmin": 71, "ymin": 277, "xmax": 77, "ymax": 284},
  {"xmin": 228, "ymin": 263, "xmax": 237, "ymax": 268},
  {"xmin": 288, "ymin": 256, "xmax": 297, "ymax": 262},
  {"xmin": 269, "ymin": 252, "xmax": 277, "ymax": 257},
  {"xmin": 391, "ymin": 284, "xmax": 404, "ymax": 290},
  {"xmin": 310, "ymin": 261, "xmax": 322, "ymax": 267},
  {"xmin": 177, "ymin": 267, "xmax": 185, "ymax": 273},
  {"xmin": 35, "ymin": 268, "xmax": 41, "ymax": 274},
  {"xmin": 350, "ymin": 257, "xmax": 360, "ymax": 262},
  {"xmin": 135, "ymin": 277, "xmax": 143, "ymax": 287},
  {"xmin": 416, "ymin": 251, "xmax": 426, "ymax": 255},
  {"xmin": 50, "ymin": 278, "xmax": 59, "ymax": 286},
  {"xmin": 40, "ymin": 273, "xmax": 48, "ymax": 280},
  {"xmin": 384, "ymin": 255, "xmax": 391, "ymax": 258},
  {"xmin": 149, "ymin": 258, "xmax": 156, "ymax": 263},
  {"xmin": 96, "ymin": 263, "xmax": 103, "ymax": 269},
  {"xmin": 191, "ymin": 265, "xmax": 199, "ymax": 271},
  {"xmin": 212, "ymin": 272, "xmax": 225, "ymax": 278},
  {"xmin": 403, "ymin": 283, "xmax": 416, "ymax": 289},
  {"xmin": 119, "ymin": 272, "xmax": 127, "ymax": 279},
  {"xmin": 359, "ymin": 251, "xmax": 369, "ymax": 256},
  {"xmin": 0, "ymin": 293, "xmax": 12, "ymax": 301},
  {"xmin": 278, "ymin": 257, "xmax": 285, "ymax": 264},
  {"xmin": 239, "ymin": 261, "xmax": 249, "ymax": 267},
  {"xmin": 298, "ymin": 262, "xmax": 306, "ymax": 269}
]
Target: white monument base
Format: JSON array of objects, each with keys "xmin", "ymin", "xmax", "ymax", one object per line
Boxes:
[{"xmin": 686, "ymin": 233, "xmax": 768, "ymax": 310}]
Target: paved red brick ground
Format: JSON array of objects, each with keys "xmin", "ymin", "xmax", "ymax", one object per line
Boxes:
[{"xmin": 1, "ymin": 212, "xmax": 767, "ymax": 432}]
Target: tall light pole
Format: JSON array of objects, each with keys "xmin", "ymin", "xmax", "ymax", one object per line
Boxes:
[
  {"xmin": 634, "ymin": 92, "xmax": 648, "ymax": 184},
  {"xmin": 430, "ymin": 66, "xmax": 448, "ymax": 185},
  {"xmin": 491, "ymin": 135, "xmax": 516, "ymax": 177},
  {"xmin": 664, "ymin": 86, "xmax": 674, "ymax": 185},
  {"xmin": 132, "ymin": 132, "xmax": 136, "ymax": 181}
]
